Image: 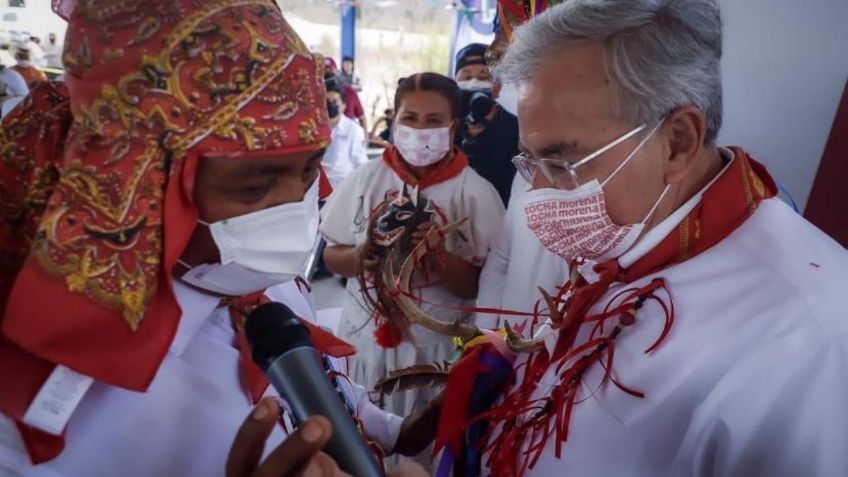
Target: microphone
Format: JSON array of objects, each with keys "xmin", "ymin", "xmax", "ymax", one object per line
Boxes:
[{"xmin": 245, "ymin": 302, "xmax": 384, "ymax": 477}]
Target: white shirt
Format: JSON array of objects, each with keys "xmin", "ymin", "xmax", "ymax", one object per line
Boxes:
[
  {"xmin": 0, "ymin": 67, "xmax": 29, "ymax": 118},
  {"xmin": 499, "ymin": 154, "xmax": 848, "ymax": 477},
  {"xmin": 475, "ymin": 174, "xmax": 570, "ymax": 329},
  {"xmin": 322, "ymin": 115, "xmax": 368, "ymax": 189},
  {"xmin": 43, "ymin": 42, "xmax": 62, "ymax": 69},
  {"xmin": 0, "ymin": 281, "xmax": 402, "ymax": 477},
  {"xmin": 23, "ymin": 42, "xmax": 46, "ymax": 68},
  {"xmin": 0, "ymin": 67, "xmax": 28, "ymax": 98}
]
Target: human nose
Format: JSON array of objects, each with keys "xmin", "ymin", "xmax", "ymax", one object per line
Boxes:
[{"xmin": 530, "ymin": 167, "xmax": 555, "ymax": 190}]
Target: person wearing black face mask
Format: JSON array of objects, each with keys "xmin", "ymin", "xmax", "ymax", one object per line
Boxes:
[
  {"xmin": 323, "ymin": 82, "xmax": 368, "ymax": 189},
  {"xmin": 326, "ymin": 96, "xmax": 340, "ymax": 121},
  {"xmin": 454, "ymin": 43, "xmax": 519, "ymax": 206}
]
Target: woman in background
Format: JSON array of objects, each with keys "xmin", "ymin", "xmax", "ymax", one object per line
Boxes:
[{"xmin": 321, "ymin": 72, "xmax": 504, "ymax": 467}]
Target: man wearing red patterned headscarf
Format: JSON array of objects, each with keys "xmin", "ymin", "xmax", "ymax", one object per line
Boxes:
[{"xmin": 0, "ymin": 1, "xmax": 437, "ymax": 476}]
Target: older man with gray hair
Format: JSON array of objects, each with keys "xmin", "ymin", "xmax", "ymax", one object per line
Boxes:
[{"xmin": 438, "ymin": 0, "xmax": 848, "ymax": 476}]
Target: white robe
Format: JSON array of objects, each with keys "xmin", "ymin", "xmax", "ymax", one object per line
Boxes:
[
  {"xmin": 0, "ymin": 281, "xmax": 402, "ymax": 477},
  {"xmin": 322, "ymin": 115, "xmax": 369, "ymax": 189},
  {"xmin": 320, "ymin": 157, "xmax": 504, "ymax": 466},
  {"xmin": 475, "ymin": 174, "xmax": 570, "ymax": 329},
  {"xmin": 502, "ymin": 168, "xmax": 848, "ymax": 476}
]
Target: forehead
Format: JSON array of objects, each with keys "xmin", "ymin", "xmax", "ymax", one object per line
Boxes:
[
  {"xmin": 398, "ymin": 90, "xmax": 451, "ymax": 114},
  {"xmin": 327, "ymin": 90, "xmax": 344, "ymax": 101},
  {"xmin": 518, "ymin": 41, "xmax": 625, "ymax": 151},
  {"xmin": 457, "ymin": 64, "xmax": 490, "ymax": 77},
  {"xmin": 198, "ymin": 150, "xmax": 316, "ymax": 178}
]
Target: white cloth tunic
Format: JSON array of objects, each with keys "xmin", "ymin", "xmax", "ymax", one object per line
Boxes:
[
  {"xmin": 0, "ymin": 280, "xmax": 402, "ymax": 477},
  {"xmin": 320, "ymin": 157, "xmax": 504, "ymax": 350},
  {"xmin": 322, "ymin": 115, "xmax": 368, "ymax": 189},
  {"xmin": 320, "ymin": 157, "xmax": 504, "ymax": 466},
  {"xmin": 475, "ymin": 174, "xmax": 570, "ymax": 329},
  {"xmin": 504, "ymin": 174, "xmax": 848, "ymax": 476}
]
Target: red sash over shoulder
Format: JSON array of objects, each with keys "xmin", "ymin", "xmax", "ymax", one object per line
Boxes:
[{"xmin": 439, "ymin": 149, "xmax": 777, "ymax": 477}]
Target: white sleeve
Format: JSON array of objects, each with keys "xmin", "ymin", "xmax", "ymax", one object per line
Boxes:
[
  {"xmin": 2, "ymin": 69, "xmax": 29, "ymax": 97},
  {"xmin": 350, "ymin": 124, "xmax": 369, "ymax": 169},
  {"xmin": 672, "ymin": 334, "xmax": 848, "ymax": 477},
  {"xmin": 319, "ymin": 164, "xmax": 372, "ymax": 247},
  {"xmin": 473, "ymin": 201, "xmax": 514, "ymax": 327},
  {"xmin": 349, "ymin": 382, "xmax": 403, "ymax": 455},
  {"xmin": 455, "ymin": 173, "xmax": 505, "ymax": 267}
]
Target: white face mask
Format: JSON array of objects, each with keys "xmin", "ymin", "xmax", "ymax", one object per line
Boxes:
[
  {"xmin": 179, "ymin": 179, "xmax": 320, "ymax": 296},
  {"xmin": 522, "ymin": 123, "xmax": 669, "ymax": 263},
  {"xmin": 393, "ymin": 123, "xmax": 452, "ymax": 167},
  {"xmin": 457, "ymin": 79, "xmax": 493, "ymax": 92}
]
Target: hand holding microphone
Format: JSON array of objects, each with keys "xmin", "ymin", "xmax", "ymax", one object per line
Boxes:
[
  {"xmin": 226, "ymin": 402, "xmax": 343, "ymax": 477},
  {"xmin": 239, "ymin": 302, "xmax": 383, "ymax": 477},
  {"xmin": 226, "ymin": 400, "xmax": 428, "ymax": 477}
]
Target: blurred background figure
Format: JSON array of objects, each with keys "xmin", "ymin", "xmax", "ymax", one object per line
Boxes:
[
  {"xmin": 369, "ymin": 107, "xmax": 395, "ymax": 147},
  {"xmin": 24, "ymin": 35, "xmax": 45, "ymax": 67},
  {"xmin": 454, "ymin": 43, "xmax": 519, "ymax": 206},
  {"xmin": 0, "ymin": 56, "xmax": 28, "ymax": 117},
  {"xmin": 43, "ymin": 32, "xmax": 63, "ymax": 69},
  {"xmin": 325, "ymin": 57, "xmax": 368, "ymax": 131},
  {"xmin": 323, "ymin": 80, "xmax": 369, "ymax": 189},
  {"xmin": 340, "ymin": 55, "xmax": 360, "ymax": 90},
  {"xmin": 13, "ymin": 46, "xmax": 46, "ymax": 86},
  {"xmin": 454, "ymin": 43, "xmax": 492, "ymax": 88}
]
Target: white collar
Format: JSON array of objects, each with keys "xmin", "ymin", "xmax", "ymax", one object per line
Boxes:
[
  {"xmin": 169, "ymin": 279, "xmax": 225, "ymax": 356},
  {"xmin": 535, "ymin": 148, "xmax": 735, "ymax": 351},
  {"xmin": 617, "ymin": 146, "xmax": 736, "ymax": 269}
]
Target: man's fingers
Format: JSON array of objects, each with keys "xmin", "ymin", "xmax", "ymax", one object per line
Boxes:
[
  {"xmin": 388, "ymin": 462, "xmax": 430, "ymax": 477},
  {"xmin": 299, "ymin": 452, "xmax": 354, "ymax": 477},
  {"xmin": 226, "ymin": 398, "xmax": 280, "ymax": 477},
  {"xmin": 252, "ymin": 415, "xmax": 333, "ymax": 477}
]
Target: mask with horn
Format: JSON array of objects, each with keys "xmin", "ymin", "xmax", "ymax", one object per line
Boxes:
[{"xmin": 356, "ymin": 184, "xmax": 437, "ymax": 347}]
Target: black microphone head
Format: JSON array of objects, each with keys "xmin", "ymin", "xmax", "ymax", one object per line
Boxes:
[{"xmin": 245, "ymin": 302, "xmax": 313, "ymax": 371}]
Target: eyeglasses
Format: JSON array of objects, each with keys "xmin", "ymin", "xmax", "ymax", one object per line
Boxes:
[{"xmin": 512, "ymin": 124, "xmax": 647, "ymax": 190}]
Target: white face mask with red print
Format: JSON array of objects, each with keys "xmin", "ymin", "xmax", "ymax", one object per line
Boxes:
[
  {"xmin": 393, "ymin": 123, "xmax": 452, "ymax": 167},
  {"xmin": 522, "ymin": 122, "xmax": 670, "ymax": 264}
]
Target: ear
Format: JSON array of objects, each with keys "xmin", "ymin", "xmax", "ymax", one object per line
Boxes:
[{"xmin": 661, "ymin": 106, "xmax": 707, "ymax": 185}]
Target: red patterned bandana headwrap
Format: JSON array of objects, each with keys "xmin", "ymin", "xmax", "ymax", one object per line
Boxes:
[{"xmin": 0, "ymin": 0, "xmax": 329, "ymax": 462}]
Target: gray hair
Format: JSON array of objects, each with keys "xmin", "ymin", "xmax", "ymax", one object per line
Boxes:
[{"xmin": 495, "ymin": 0, "xmax": 723, "ymax": 144}]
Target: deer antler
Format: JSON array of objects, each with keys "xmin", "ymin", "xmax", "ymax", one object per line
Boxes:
[
  {"xmin": 538, "ymin": 287, "xmax": 563, "ymax": 326},
  {"xmin": 383, "ymin": 221, "xmax": 479, "ymax": 342},
  {"xmin": 384, "ymin": 220, "xmax": 545, "ymax": 353},
  {"xmin": 503, "ymin": 321, "xmax": 543, "ymax": 353}
]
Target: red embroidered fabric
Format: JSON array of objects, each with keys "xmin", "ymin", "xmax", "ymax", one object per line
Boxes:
[
  {"xmin": 475, "ymin": 150, "xmax": 777, "ymax": 476},
  {"xmin": 0, "ymin": 0, "xmax": 331, "ymax": 463}
]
